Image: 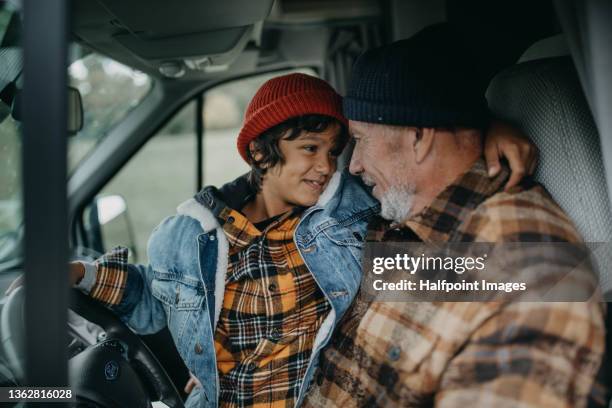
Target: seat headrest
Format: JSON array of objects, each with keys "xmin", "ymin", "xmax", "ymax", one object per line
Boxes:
[
  {"xmin": 518, "ymin": 34, "xmax": 569, "ymax": 63},
  {"xmin": 487, "ymin": 56, "xmax": 612, "ymax": 297}
]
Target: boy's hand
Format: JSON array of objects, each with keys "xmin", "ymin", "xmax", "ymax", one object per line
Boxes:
[
  {"xmin": 4, "ymin": 262, "xmax": 85, "ymax": 296},
  {"xmin": 69, "ymin": 262, "xmax": 86, "ymax": 285},
  {"xmin": 484, "ymin": 120, "xmax": 538, "ymax": 190}
]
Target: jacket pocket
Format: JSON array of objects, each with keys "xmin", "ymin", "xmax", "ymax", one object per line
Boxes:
[
  {"xmin": 321, "ymin": 227, "xmax": 364, "ymax": 248},
  {"xmin": 151, "ymin": 273, "xmax": 205, "ymax": 311},
  {"xmin": 321, "ymin": 228, "xmax": 364, "ymax": 264}
]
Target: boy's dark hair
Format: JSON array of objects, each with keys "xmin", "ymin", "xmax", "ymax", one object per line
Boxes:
[{"xmin": 246, "ymin": 114, "xmax": 348, "ymax": 191}]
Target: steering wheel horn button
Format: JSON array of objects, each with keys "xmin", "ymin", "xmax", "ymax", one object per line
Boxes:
[{"xmin": 104, "ymin": 360, "xmax": 120, "ymax": 381}]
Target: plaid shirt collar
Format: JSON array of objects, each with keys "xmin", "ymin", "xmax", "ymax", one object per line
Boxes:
[
  {"xmin": 404, "ymin": 158, "xmax": 511, "ymax": 242},
  {"xmin": 195, "ymin": 176, "xmax": 304, "ymax": 250},
  {"xmin": 219, "ymin": 206, "xmax": 302, "ymax": 253}
]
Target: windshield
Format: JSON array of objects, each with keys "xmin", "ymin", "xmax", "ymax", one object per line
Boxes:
[
  {"xmin": 0, "ymin": 6, "xmax": 152, "ymax": 267},
  {"xmin": 67, "ymin": 52, "xmax": 151, "ymax": 173}
]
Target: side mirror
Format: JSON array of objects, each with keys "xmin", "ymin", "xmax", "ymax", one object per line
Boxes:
[
  {"xmin": 11, "ymin": 86, "xmax": 83, "ymax": 135},
  {"xmin": 83, "ymin": 195, "xmax": 138, "ymax": 261}
]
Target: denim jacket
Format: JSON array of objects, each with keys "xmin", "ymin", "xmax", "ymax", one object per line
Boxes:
[{"xmin": 105, "ymin": 170, "xmax": 379, "ymax": 407}]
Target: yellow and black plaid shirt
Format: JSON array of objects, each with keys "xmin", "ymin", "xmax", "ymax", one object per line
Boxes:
[
  {"xmin": 213, "ymin": 204, "xmax": 331, "ymax": 408},
  {"xmin": 303, "ymin": 159, "xmax": 608, "ymax": 408},
  {"xmin": 86, "ymin": 190, "xmax": 331, "ymax": 407}
]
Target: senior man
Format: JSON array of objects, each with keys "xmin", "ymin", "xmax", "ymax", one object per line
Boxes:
[{"xmin": 301, "ymin": 25, "xmax": 607, "ymax": 407}]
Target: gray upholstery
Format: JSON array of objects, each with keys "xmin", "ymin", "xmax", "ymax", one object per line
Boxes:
[
  {"xmin": 487, "ymin": 56, "xmax": 612, "ymax": 297},
  {"xmin": 518, "ymin": 34, "xmax": 569, "ymax": 63}
]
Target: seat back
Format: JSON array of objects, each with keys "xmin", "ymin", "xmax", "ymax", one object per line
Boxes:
[
  {"xmin": 488, "ymin": 43, "xmax": 612, "ymax": 405},
  {"xmin": 487, "ymin": 55, "xmax": 612, "ymax": 298}
]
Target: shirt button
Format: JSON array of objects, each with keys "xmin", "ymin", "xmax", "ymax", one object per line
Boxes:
[
  {"xmin": 194, "ymin": 343, "xmax": 203, "ymax": 354},
  {"xmin": 270, "ymin": 328, "xmax": 281, "ymax": 340},
  {"xmin": 268, "ymin": 283, "xmax": 277, "ymax": 292},
  {"xmin": 246, "ymin": 362, "xmax": 257, "ymax": 372},
  {"xmin": 387, "ymin": 345, "xmax": 401, "ymax": 361},
  {"xmin": 227, "ymin": 216, "xmax": 235, "ymax": 224}
]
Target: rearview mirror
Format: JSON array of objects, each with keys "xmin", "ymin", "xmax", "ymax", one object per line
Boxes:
[{"xmin": 11, "ymin": 86, "xmax": 83, "ymax": 135}]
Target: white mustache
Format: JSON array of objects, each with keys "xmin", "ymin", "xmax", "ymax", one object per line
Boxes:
[{"xmin": 361, "ymin": 174, "xmax": 376, "ymax": 187}]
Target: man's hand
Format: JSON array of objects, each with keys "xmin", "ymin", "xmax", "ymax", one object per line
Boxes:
[
  {"xmin": 484, "ymin": 120, "xmax": 538, "ymax": 190},
  {"xmin": 4, "ymin": 262, "xmax": 85, "ymax": 296},
  {"xmin": 184, "ymin": 372, "xmax": 202, "ymax": 394}
]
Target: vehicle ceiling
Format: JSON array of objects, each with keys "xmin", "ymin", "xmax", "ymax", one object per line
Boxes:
[
  {"xmin": 1, "ymin": 0, "xmax": 563, "ymax": 111},
  {"xmin": 71, "ymin": 0, "xmax": 383, "ymax": 82},
  {"xmin": 70, "ymin": 0, "xmax": 563, "ymax": 94}
]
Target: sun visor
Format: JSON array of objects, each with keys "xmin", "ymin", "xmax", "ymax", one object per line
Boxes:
[
  {"xmin": 98, "ymin": 0, "xmax": 272, "ymax": 35},
  {"xmin": 76, "ymin": 0, "xmax": 274, "ymax": 77},
  {"xmin": 113, "ymin": 26, "xmax": 251, "ymax": 60}
]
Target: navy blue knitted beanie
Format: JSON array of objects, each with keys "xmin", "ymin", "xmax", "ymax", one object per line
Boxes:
[{"xmin": 343, "ymin": 24, "xmax": 489, "ymax": 129}]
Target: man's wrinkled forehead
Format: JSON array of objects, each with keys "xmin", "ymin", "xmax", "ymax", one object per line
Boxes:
[
  {"xmin": 348, "ymin": 120, "xmax": 403, "ymax": 139},
  {"xmin": 349, "ymin": 120, "xmax": 382, "ymax": 137}
]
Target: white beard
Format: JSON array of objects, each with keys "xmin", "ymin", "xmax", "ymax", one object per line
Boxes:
[{"xmin": 379, "ymin": 184, "xmax": 415, "ymax": 224}]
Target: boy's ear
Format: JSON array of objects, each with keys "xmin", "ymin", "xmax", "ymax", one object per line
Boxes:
[{"xmin": 249, "ymin": 141, "xmax": 263, "ymax": 162}]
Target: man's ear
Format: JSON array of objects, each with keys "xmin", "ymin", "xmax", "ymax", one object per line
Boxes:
[{"xmin": 414, "ymin": 127, "xmax": 435, "ymax": 164}]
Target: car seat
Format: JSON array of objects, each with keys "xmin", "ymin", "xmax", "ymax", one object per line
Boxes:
[
  {"xmin": 487, "ymin": 34, "xmax": 612, "ymax": 406},
  {"xmin": 487, "ymin": 34, "xmax": 612, "ymax": 299}
]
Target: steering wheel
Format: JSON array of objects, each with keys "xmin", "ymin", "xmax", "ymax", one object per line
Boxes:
[{"xmin": 1, "ymin": 286, "xmax": 185, "ymax": 408}]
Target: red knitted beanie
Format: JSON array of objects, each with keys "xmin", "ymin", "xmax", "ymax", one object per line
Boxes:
[{"xmin": 237, "ymin": 73, "xmax": 346, "ymax": 162}]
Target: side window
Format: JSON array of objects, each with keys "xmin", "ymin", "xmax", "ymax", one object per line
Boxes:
[
  {"xmin": 202, "ymin": 68, "xmax": 316, "ymax": 187},
  {"xmin": 86, "ymin": 102, "xmax": 197, "ymax": 262}
]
